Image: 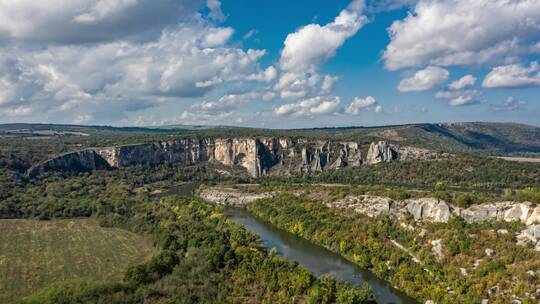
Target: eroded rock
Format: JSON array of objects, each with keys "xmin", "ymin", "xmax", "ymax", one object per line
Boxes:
[
  {"xmin": 405, "ymin": 198, "xmax": 451, "ymax": 223},
  {"xmin": 28, "ymin": 138, "xmax": 441, "ymax": 178},
  {"xmin": 199, "ymin": 188, "xmax": 274, "ymax": 206}
]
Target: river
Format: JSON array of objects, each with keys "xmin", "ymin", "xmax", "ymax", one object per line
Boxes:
[{"xmin": 224, "ymin": 207, "xmax": 419, "ymax": 304}]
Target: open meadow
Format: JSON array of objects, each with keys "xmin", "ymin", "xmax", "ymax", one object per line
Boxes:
[{"xmin": 0, "ymin": 219, "xmax": 155, "ymax": 303}]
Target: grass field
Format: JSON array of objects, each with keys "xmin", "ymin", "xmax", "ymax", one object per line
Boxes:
[{"xmin": 0, "ymin": 219, "xmax": 156, "ymax": 303}]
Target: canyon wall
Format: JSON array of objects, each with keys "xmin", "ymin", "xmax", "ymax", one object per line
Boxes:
[{"xmin": 27, "ymin": 137, "xmax": 442, "ymax": 177}]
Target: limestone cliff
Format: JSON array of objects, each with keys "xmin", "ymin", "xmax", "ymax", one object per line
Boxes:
[{"xmin": 27, "ymin": 138, "xmax": 441, "ymax": 177}]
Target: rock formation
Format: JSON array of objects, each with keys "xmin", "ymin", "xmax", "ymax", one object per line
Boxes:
[
  {"xmin": 405, "ymin": 198, "xmax": 452, "ymax": 223},
  {"xmin": 366, "ymin": 141, "xmax": 397, "ymax": 164},
  {"xmin": 200, "ymin": 187, "xmax": 540, "ymax": 251},
  {"xmin": 27, "ymin": 138, "xmax": 440, "ymax": 177},
  {"xmin": 199, "ymin": 187, "xmax": 274, "ymax": 206}
]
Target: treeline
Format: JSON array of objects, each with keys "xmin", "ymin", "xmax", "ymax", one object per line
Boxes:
[{"xmin": 260, "ymin": 155, "xmax": 540, "ymax": 191}]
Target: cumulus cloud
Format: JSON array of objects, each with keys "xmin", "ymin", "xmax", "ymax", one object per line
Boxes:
[
  {"xmin": 206, "ymin": 0, "xmax": 226, "ymax": 22},
  {"xmin": 490, "ymin": 96, "xmax": 526, "ymax": 112},
  {"xmin": 273, "ymin": 96, "xmax": 341, "ymax": 117},
  {"xmin": 279, "ymin": 0, "xmax": 367, "ymax": 72},
  {"xmin": 346, "ymin": 96, "xmax": 382, "ymax": 114},
  {"xmin": 482, "ymin": 62, "xmax": 540, "ymax": 88},
  {"xmin": 273, "ymin": 71, "xmax": 324, "ymax": 100},
  {"xmin": 321, "ymin": 75, "xmax": 339, "ymax": 93},
  {"xmin": 397, "ymin": 66, "xmax": 449, "ymax": 92},
  {"xmin": 0, "ymin": 0, "xmax": 201, "ymax": 44},
  {"xmin": 449, "ymin": 75, "xmax": 477, "ymax": 90},
  {"xmin": 384, "ymin": 0, "xmax": 540, "ymax": 70},
  {"xmin": 191, "ymin": 92, "xmax": 260, "ymax": 115},
  {"xmin": 435, "ymin": 90, "xmax": 481, "ymax": 106},
  {"xmin": 246, "ymin": 66, "xmax": 277, "ymax": 82},
  {"xmin": 201, "ymin": 27, "xmax": 234, "ymax": 47},
  {"xmin": 0, "ymin": 23, "xmax": 269, "ymax": 123}
]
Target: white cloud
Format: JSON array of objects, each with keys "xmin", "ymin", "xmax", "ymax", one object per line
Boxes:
[
  {"xmin": 279, "ymin": 1, "xmax": 367, "ymax": 72},
  {"xmin": 398, "ymin": 66, "xmax": 449, "ymax": 92},
  {"xmin": 273, "ymin": 71, "xmax": 322, "ymax": 100},
  {"xmin": 482, "ymin": 62, "xmax": 540, "ymax": 88},
  {"xmin": 0, "ymin": 0, "xmax": 200, "ymax": 44},
  {"xmin": 346, "ymin": 96, "xmax": 381, "ymax": 114},
  {"xmin": 243, "ymin": 29, "xmax": 258, "ymax": 40},
  {"xmin": 490, "ymin": 96, "xmax": 526, "ymax": 112},
  {"xmin": 273, "ymin": 96, "xmax": 341, "ymax": 117},
  {"xmin": 73, "ymin": 0, "xmax": 137, "ymax": 24},
  {"xmin": 246, "ymin": 66, "xmax": 277, "ymax": 82},
  {"xmin": 321, "ymin": 75, "xmax": 339, "ymax": 93},
  {"xmin": 384, "ymin": 0, "xmax": 540, "ymax": 70},
  {"xmin": 201, "ymin": 27, "xmax": 234, "ymax": 47},
  {"xmin": 206, "ymin": 0, "xmax": 226, "ymax": 22},
  {"xmin": 0, "ymin": 24, "xmax": 267, "ymax": 123},
  {"xmin": 190, "ymin": 92, "xmax": 262, "ymax": 115},
  {"xmin": 435, "ymin": 89, "xmax": 481, "ymax": 106},
  {"xmin": 449, "ymin": 75, "xmax": 476, "ymax": 90}
]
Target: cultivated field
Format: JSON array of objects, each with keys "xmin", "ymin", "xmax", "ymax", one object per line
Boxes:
[{"xmin": 0, "ymin": 219, "xmax": 156, "ymax": 303}]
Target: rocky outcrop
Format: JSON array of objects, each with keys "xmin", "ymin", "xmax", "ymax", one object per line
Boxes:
[
  {"xmin": 27, "ymin": 138, "xmax": 440, "ymax": 177},
  {"xmin": 517, "ymin": 225, "xmax": 540, "ymax": 251},
  {"xmin": 330, "ymin": 196, "xmax": 452, "ymax": 222},
  {"xmin": 199, "ymin": 188, "xmax": 274, "ymax": 206},
  {"xmin": 455, "ymin": 202, "xmax": 533, "ymax": 223},
  {"xmin": 330, "ymin": 195, "xmax": 407, "ymax": 218},
  {"xmin": 27, "ymin": 150, "xmax": 112, "ymax": 177},
  {"xmin": 405, "ymin": 198, "xmax": 452, "ymax": 223},
  {"xmin": 365, "ymin": 141, "xmax": 441, "ymax": 165},
  {"xmin": 366, "ymin": 141, "xmax": 397, "ymax": 164},
  {"xmin": 332, "ymin": 195, "xmax": 539, "ymax": 226}
]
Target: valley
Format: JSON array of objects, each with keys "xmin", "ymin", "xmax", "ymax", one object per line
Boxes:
[{"xmin": 1, "ymin": 123, "xmax": 540, "ymax": 303}]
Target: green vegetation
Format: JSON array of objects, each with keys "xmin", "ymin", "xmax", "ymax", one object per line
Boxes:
[
  {"xmin": 24, "ymin": 197, "xmax": 376, "ymax": 304},
  {"xmin": 0, "ymin": 161, "xmax": 376, "ymax": 303},
  {"xmin": 0, "ymin": 219, "xmax": 155, "ymax": 303},
  {"xmin": 249, "ymin": 194, "xmax": 540, "ymax": 303},
  {"xmin": 2, "ymin": 122, "xmax": 540, "ymax": 303}
]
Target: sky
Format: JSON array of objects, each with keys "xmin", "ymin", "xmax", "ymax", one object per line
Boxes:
[{"xmin": 0, "ymin": 0, "xmax": 539, "ymax": 128}]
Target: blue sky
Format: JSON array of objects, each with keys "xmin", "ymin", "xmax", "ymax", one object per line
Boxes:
[{"xmin": 0, "ymin": 0, "xmax": 539, "ymax": 127}]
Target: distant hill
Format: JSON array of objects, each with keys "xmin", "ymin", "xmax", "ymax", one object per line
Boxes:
[
  {"xmin": 368, "ymin": 122, "xmax": 540, "ymax": 155},
  {"xmin": 1, "ymin": 122, "xmax": 539, "ymax": 155}
]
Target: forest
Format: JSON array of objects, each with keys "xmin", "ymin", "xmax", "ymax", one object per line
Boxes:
[{"xmin": 0, "ymin": 155, "xmax": 376, "ymax": 303}]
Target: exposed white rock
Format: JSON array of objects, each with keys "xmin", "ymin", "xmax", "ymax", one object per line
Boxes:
[
  {"xmin": 329, "ymin": 195, "xmax": 407, "ymax": 219},
  {"xmin": 526, "ymin": 206, "xmax": 540, "ymax": 225},
  {"xmin": 516, "ymin": 225, "xmax": 540, "ymax": 251},
  {"xmin": 431, "ymin": 239, "xmax": 444, "ymax": 260},
  {"xmin": 366, "ymin": 141, "xmax": 397, "ymax": 165},
  {"xmin": 485, "ymin": 248, "xmax": 494, "ymax": 257},
  {"xmin": 458, "ymin": 201, "xmax": 534, "ymax": 224},
  {"xmin": 503, "ymin": 203, "xmax": 531, "ymax": 222},
  {"xmin": 405, "ymin": 198, "xmax": 451, "ymax": 222},
  {"xmin": 200, "ymin": 188, "xmax": 274, "ymax": 206}
]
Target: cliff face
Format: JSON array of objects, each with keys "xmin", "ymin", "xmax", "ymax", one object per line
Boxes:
[{"xmin": 27, "ymin": 137, "xmax": 442, "ymax": 177}]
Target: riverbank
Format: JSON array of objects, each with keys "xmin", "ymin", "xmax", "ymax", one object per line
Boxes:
[{"xmin": 224, "ymin": 206, "xmax": 418, "ymax": 304}]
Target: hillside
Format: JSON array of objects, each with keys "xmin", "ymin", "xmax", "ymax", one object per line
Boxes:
[{"xmin": 1, "ymin": 122, "xmax": 540, "ymax": 157}]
